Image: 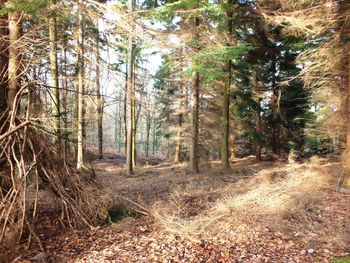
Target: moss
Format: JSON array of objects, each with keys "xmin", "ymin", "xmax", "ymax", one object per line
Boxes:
[{"xmin": 332, "ymin": 257, "xmax": 350, "ymax": 263}]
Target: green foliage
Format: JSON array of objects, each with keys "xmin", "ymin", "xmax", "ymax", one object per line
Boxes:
[
  {"xmin": 331, "ymin": 257, "xmax": 350, "ymax": 263},
  {"xmin": 195, "ymin": 45, "xmax": 252, "ymax": 64},
  {"xmin": 1, "ymin": 0, "xmax": 51, "ymax": 15}
]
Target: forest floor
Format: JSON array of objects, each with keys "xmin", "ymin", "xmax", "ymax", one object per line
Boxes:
[{"xmin": 5, "ymin": 154, "xmax": 350, "ymax": 263}]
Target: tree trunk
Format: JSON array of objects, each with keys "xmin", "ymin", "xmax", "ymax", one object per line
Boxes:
[
  {"xmin": 190, "ymin": 17, "xmax": 200, "ymax": 173},
  {"xmin": 7, "ymin": 11, "xmax": 21, "ymax": 109},
  {"xmin": 0, "ymin": 0, "xmax": 8, "ymax": 113},
  {"xmin": 152, "ymin": 116, "xmax": 156, "ymax": 154},
  {"xmin": 174, "ymin": 112, "xmax": 183, "ymax": 163},
  {"xmin": 145, "ymin": 114, "xmax": 151, "ymax": 158},
  {"xmin": 252, "ymin": 71, "xmax": 262, "ymax": 161},
  {"xmin": 174, "ymin": 83, "xmax": 184, "ymax": 163},
  {"xmin": 49, "ymin": 0, "xmax": 61, "ymax": 147},
  {"xmin": 61, "ymin": 36, "xmax": 69, "ymax": 154},
  {"xmin": 271, "ymin": 58, "xmax": 279, "ymax": 159},
  {"xmin": 165, "ymin": 137, "xmax": 170, "ymax": 161},
  {"xmin": 126, "ymin": 0, "xmax": 135, "ymax": 175},
  {"xmin": 221, "ymin": 61, "xmax": 231, "ymax": 169},
  {"xmin": 256, "ymin": 98, "xmax": 262, "ymax": 161},
  {"xmin": 95, "ymin": 25, "xmax": 103, "ymax": 159},
  {"xmin": 190, "ymin": 72, "xmax": 200, "ymax": 173},
  {"xmin": 76, "ymin": 0, "xmax": 85, "ymax": 170},
  {"xmin": 115, "ymin": 92, "xmax": 122, "ymax": 152},
  {"xmin": 341, "ymin": 0, "xmax": 350, "ymax": 189},
  {"xmin": 221, "ymin": 0, "xmax": 234, "ymax": 170},
  {"xmin": 124, "ymin": 72, "xmax": 127, "ymax": 156},
  {"xmin": 132, "ymin": 63, "xmax": 138, "ymax": 167}
]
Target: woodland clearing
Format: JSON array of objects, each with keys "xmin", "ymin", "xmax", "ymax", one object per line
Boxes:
[{"xmin": 3, "ymin": 154, "xmax": 350, "ymax": 263}]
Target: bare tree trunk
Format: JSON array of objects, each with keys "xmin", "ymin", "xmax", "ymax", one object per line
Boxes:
[
  {"xmin": 221, "ymin": 61, "xmax": 231, "ymax": 169},
  {"xmin": 190, "ymin": 17, "xmax": 200, "ymax": 173},
  {"xmin": 76, "ymin": 0, "xmax": 85, "ymax": 170},
  {"xmin": 251, "ymin": 71, "xmax": 262, "ymax": 161},
  {"xmin": 152, "ymin": 116, "xmax": 156, "ymax": 154},
  {"xmin": 145, "ymin": 113, "xmax": 151, "ymax": 158},
  {"xmin": 174, "ymin": 112, "xmax": 183, "ymax": 163},
  {"xmin": 132, "ymin": 63, "xmax": 138, "ymax": 167},
  {"xmin": 61, "ymin": 42, "xmax": 69, "ymax": 154},
  {"xmin": 95, "ymin": 26, "xmax": 103, "ymax": 159},
  {"xmin": 341, "ymin": 0, "xmax": 350, "ymax": 189},
  {"xmin": 126, "ymin": 0, "xmax": 135, "ymax": 175},
  {"xmin": 115, "ymin": 92, "xmax": 122, "ymax": 152},
  {"xmin": 119, "ymin": 93, "xmax": 123, "ymax": 153},
  {"xmin": 271, "ymin": 58, "xmax": 280, "ymax": 159},
  {"xmin": 49, "ymin": 0, "xmax": 60, "ymax": 147},
  {"xmin": 124, "ymin": 73, "xmax": 127, "ymax": 156},
  {"xmin": 174, "ymin": 82, "xmax": 184, "ymax": 163},
  {"xmin": 190, "ymin": 72, "xmax": 200, "ymax": 173},
  {"xmin": 165, "ymin": 137, "xmax": 170, "ymax": 161},
  {"xmin": 7, "ymin": 11, "xmax": 21, "ymax": 109},
  {"xmin": 221, "ymin": 0, "xmax": 234, "ymax": 170},
  {"xmin": 0, "ymin": 0, "xmax": 8, "ymax": 113},
  {"xmin": 256, "ymin": 98, "xmax": 262, "ymax": 161}
]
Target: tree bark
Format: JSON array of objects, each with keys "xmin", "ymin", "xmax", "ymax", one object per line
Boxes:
[
  {"xmin": 145, "ymin": 113, "xmax": 151, "ymax": 158},
  {"xmin": 49, "ymin": 0, "xmax": 61, "ymax": 147},
  {"xmin": 76, "ymin": 0, "xmax": 85, "ymax": 170},
  {"xmin": 221, "ymin": 61, "xmax": 231, "ymax": 169},
  {"xmin": 174, "ymin": 82, "xmax": 184, "ymax": 163},
  {"xmin": 152, "ymin": 116, "xmax": 156, "ymax": 154},
  {"xmin": 271, "ymin": 58, "xmax": 279, "ymax": 159},
  {"xmin": 190, "ymin": 17, "xmax": 200, "ymax": 173},
  {"xmin": 0, "ymin": 0, "xmax": 8, "ymax": 113},
  {"xmin": 221, "ymin": 0, "xmax": 234, "ymax": 170},
  {"xmin": 7, "ymin": 11, "xmax": 21, "ymax": 109},
  {"xmin": 126, "ymin": 0, "xmax": 135, "ymax": 175},
  {"xmin": 95, "ymin": 25, "xmax": 103, "ymax": 159},
  {"xmin": 256, "ymin": 98, "xmax": 262, "ymax": 161},
  {"xmin": 174, "ymin": 112, "xmax": 183, "ymax": 163},
  {"xmin": 190, "ymin": 72, "xmax": 200, "ymax": 173},
  {"xmin": 341, "ymin": 0, "xmax": 350, "ymax": 189},
  {"xmin": 124, "ymin": 71, "xmax": 127, "ymax": 156}
]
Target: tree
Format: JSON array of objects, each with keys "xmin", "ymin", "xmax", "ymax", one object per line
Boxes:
[
  {"xmin": 190, "ymin": 17, "xmax": 200, "ymax": 173},
  {"xmin": 76, "ymin": 0, "xmax": 85, "ymax": 170},
  {"xmin": 126, "ymin": 0, "xmax": 135, "ymax": 175},
  {"xmin": 0, "ymin": 0, "xmax": 7, "ymax": 113},
  {"xmin": 49, "ymin": 0, "xmax": 60, "ymax": 146},
  {"xmin": 95, "ymin": 23, "xmax": 103, "ymax": 159},
  {"xmin": 221, "ymin": 0, "xmax": 235, "ymax": 170},
  {"xmin": 7, "ymin": 9, "xmax": 21, "ymax": 109},
  {"xmin": 339, "ymin": 0, "xmax": 350, "ymax": 189}
]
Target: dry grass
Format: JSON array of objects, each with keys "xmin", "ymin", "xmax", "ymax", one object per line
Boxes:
[{"xmin": 150, "ymin": 158, "xmax": 335, "ymax": 238}]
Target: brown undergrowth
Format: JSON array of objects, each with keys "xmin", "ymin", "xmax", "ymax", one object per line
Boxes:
[
  {"xmin": 150, "ymin": 156, "xmax": 349, "ymax": 249},
  {"xmin": 0, "ymin": 102, "xmax": 112, "ymax": 255}
]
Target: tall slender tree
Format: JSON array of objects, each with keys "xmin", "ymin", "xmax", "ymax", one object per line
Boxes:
[
  {"xmin": 7, "ymin": 10, "xmax": 21, "ymax": 109},
  {"xmin": 340, "ymin": 0, "xmax": 350, "ymax": 189},
  {"xmin": 126, "ymin": 0, "xmax": 135, "ymax": 175},
  {"xmin": 76, "ymin": 0, "xmax": 85, "ymax": 169},
  {"xmin": 190, "ymin": 17, "xmax": 200, "ymax": 173},
  {"xmin": 0, "ymin": 0, "xmax": 7, "ymax": 113},
  {"xmin": 49, "ymin": 0, "xmax": 60, "ymax": 146},
  {"xmin": 221, "ymin": 0, "xmax": 234, "ymax": 170},
  {"xmin": 95, "ymin": 23, "xmax": 103, "ymax": 159}
]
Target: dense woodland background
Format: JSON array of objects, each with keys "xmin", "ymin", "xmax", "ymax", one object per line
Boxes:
[{"xmin": 0, "ymin": 0, "xmax": 350, "ymax": 261}]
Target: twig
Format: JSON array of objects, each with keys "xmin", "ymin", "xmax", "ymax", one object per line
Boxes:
[{"xmin": 0, "ymin": 121, "xmax": 31, "ymax": 141}]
